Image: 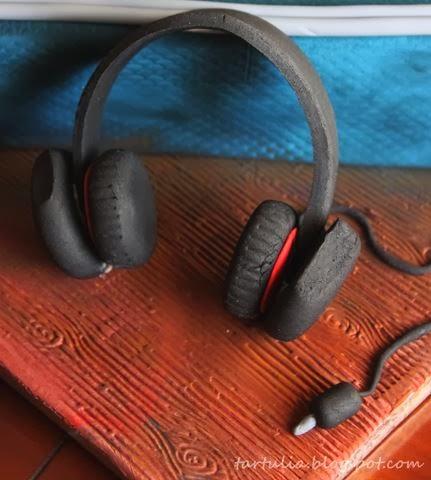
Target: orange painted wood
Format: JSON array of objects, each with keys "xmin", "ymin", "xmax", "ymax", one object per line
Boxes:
[
  {"xmin": 0, "ymin": 150, "xmax": 430, "ymax": 480},
  {"xmin": 348, "ymin": 397, "xmax": 431, "ymax": 480}
]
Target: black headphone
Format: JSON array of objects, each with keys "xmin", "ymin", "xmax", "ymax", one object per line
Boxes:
[
  {"xmin": 32, "ymin": 8, "xmax": 359, "ymax": 341},
  {"xmin": 30, "ymin": 9, "xmax": 431, "ymax": 433}
]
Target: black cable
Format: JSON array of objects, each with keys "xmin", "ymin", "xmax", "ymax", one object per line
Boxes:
[
  {"xmin": 332, "ymin": 204, "xmax": 431, "ymax": 276},
  {"xmin": 294, "ymin": 206, "xmax": 430, "ymax": 434},
  {"xmin": 360, "ymin": 321, "xmax": 431, "ymax": 397},
  {"xmin": 293, "ymin": 320, "xmax": 431, "ymax": 434}
]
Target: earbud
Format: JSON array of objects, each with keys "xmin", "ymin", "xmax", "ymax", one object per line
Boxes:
[{"xmin": 293, "ymin": 383, "xmax": 362, "ymax": 435}]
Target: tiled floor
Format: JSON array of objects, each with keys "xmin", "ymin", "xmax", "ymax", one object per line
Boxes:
[
  {"xmin": 0, "ymin": 382, "xmax": 117, "ymax": 479},
  {"xmin": 37, "ymin": 441, "xmax": 118, "ymax": 480}
]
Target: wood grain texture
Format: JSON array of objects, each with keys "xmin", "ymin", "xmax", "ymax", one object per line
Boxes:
[
  {"xmin": 348, "ymin": 397, "xmax": 431, "ymax": 480},
  {"xmin": 0, "ymin": 150, "xmax": 430, "ymax": 480}
]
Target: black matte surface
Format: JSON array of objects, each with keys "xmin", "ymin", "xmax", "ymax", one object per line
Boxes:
[
  {"xmin": 332, "ymin": 204, "xmax": 431, "ymax": 276},
  {"xmin": 264, "ymin": 219, "xmax": 361, "ymax": 341},
  {"xmin": 311, "ymin": 382, "xmax": 363, "ymax": 429},
  {"xmin": 361, "ymin": 321, "xmax": 431, "ymax": 397},
  {"xmin": 224, "ymin": 201, "xmax": 297, "ymax": 319},
  {"xmin": 86, "ymin": 150, "xmax": 156, "ymax": 268},
  {"xmin": 31, "ymin": 150, "xmax": 107, "ymax": 278},
  {"xmin": 73, "ymin": 8, "xmax": 338, "ymax": 244}
]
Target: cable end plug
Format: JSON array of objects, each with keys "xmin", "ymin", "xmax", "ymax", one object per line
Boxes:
[{"xmin": 292, "ymin": 382, "xmax": 363, "ymax": 435}]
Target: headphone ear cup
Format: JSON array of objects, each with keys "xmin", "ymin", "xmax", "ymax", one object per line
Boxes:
[
  {"xmin": 224, "ymin": 200, "xmax": 297, "ymax": 319},
  {"xmin": 264, "ymin": 219, "xmax": 360, "ymax": 341},
  {"xmin": 85, "ymin": 149, "xmax": 156, "ymax": 268},
  {"xmin": 31, "ymin": 149, "xmax": 107, "ymax": 278}
]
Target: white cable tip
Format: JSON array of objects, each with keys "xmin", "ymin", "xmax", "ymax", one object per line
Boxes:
[
  {"xmin": 100, "ymin": 264, "xmax": 113, "ymax": 276},
  {"xmin": 292, "ymin": 414, "xmax": 317, "ymax": 436}
]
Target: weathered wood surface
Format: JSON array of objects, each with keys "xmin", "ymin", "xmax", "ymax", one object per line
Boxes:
[
  {"xmin": 0, "ymin": 150, "xmax": 430, "ymax": 480},
  {"xmin": 348, "ymin": 397, "xmax": 431, "ymax": 480}
]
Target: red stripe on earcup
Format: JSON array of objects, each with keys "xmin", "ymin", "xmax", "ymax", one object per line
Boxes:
[{"xmin": 260, "ymin": 227, "xmax": 298, "ymax": 313}]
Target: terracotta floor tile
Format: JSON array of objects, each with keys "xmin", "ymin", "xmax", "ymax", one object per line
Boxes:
[
  {"xmin": 0, "ymin": 382, "xmax": 63, "ymax": 479},
  {"xmin": 38, "ymin": 440, "xmax": 118, "ymax": 480}
]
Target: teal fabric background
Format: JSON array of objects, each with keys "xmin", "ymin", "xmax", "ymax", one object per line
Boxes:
[{"xmin": 1, "ymin": 20, "xmax": 431, "ymax": 167}]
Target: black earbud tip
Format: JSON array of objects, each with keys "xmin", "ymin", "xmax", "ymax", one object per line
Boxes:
[
  {"xmin": 293, "ymin": 382, "xmax": 362, "ymax": 435},
  {"xmin": 311, "ymin": 382, "xmax": 363, "ymax": 429}
]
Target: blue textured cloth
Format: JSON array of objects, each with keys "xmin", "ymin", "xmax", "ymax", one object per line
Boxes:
[{"xmin": 1, "ymin": 20, "xmax": 431, "ymax": 167}]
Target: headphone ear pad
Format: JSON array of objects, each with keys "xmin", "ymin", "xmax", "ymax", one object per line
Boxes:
[
  {"xmin": 224, "ymin": 200, "xmax": 297, "ymax": 319},
  {"xmin": 264, "ymin": 219, "xmax": 361, "ymax": 341},
  {"xmin": 85, "ymin": 149, "xmax": 156, "ymax": 268},
  {"xmin": 31, "ymin": 149, "xmax": 107, "ymax": 278}
]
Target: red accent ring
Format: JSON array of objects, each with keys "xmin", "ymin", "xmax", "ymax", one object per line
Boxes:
[{"xmin": 259, "ymin": 227, "xmax": 298, "ymax": 313}]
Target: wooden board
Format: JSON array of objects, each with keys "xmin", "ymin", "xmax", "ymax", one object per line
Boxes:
[
  {"xmin": 0, "ymin": 150, "xmax": 430, "ymax": 480},
  {"xmin": 348, "ymin": 397, "xmax": 431, "ymax": 480}
]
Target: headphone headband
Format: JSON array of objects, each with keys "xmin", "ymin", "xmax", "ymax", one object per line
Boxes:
[{"xmin": 73, "ymin": 8, "xmax": 338, "ymax": 239}]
